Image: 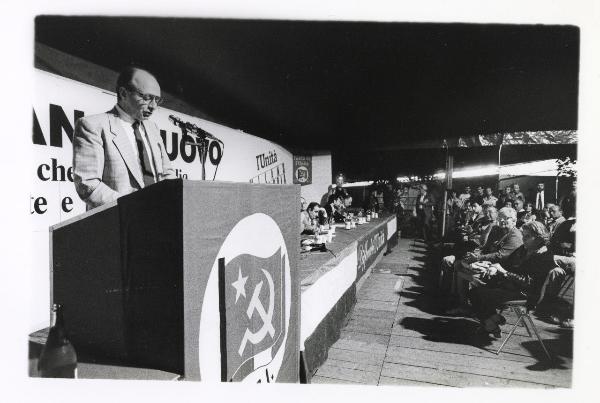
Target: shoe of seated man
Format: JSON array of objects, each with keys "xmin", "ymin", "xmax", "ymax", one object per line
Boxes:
[
  {"xmin": 560, "ymin": 318, "xmax": 574, "ymax": 328},
  {"xmin": 490, "ymin": 313, "xmax": 506, "ymax": 326}
]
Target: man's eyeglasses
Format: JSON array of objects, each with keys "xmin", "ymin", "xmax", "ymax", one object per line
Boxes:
[{"xmin": 127, "ymin": 85, "xmax": 163, "ymax": 106}]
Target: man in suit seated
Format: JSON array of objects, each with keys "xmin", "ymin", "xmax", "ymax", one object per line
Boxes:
[
  {"xmin": 73, "ymin": 66, "xmax": 176, "ymax": 210},
  {"xmin": 324, "ymin": 195, "xmax": 346, "ymax": 223},
  {"xmin": 301, "ymin": 202, "xmax": 321, "ymax": 235},
  {"xmin": 547, "ymin": 204, "xmax": 566, "ymax": 236}
]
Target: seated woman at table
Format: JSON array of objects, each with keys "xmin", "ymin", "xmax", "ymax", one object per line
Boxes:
[
  {"xmin": 301, "ymin": 202, "xmax": 320, "ymax": 235},
  {"xmin": 467, "ymin": 220, "xmax": 574, "ymax": 337}
]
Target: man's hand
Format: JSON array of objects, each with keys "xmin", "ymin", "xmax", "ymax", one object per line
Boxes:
[
  {"xmin": 463, "ymin": 252, "xmax": 480, "ymax": 263},
  {"xmin": 469, "ymin": 260, "xmax": 491, "ymax": 274},
  {"xmin": 489, "ymin": 263, "xmax": 507, "ymax": 276}
]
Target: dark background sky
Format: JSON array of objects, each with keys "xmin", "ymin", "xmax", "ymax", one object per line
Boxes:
[{"xmin": 35, "ymin": 17, "xmax": 579, "ymax": 180}]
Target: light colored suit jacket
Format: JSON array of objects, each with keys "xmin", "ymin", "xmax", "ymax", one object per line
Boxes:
[{"xmin": 73, "ymin": 107, "xmax": 176, "ymax": 209}]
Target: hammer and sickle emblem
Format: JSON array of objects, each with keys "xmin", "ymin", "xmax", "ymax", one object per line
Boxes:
[{"xmin": 238, "ymin": 268, "xmax": 275, "ymax": 356}]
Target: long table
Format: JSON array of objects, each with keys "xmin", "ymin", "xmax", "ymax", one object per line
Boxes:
[{"xmin": 299, "ymin": 213, "xmax": 398, "ymax": 380}]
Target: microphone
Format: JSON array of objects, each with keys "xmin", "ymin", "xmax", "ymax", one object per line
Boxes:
[{"xmin": 169, "ymin": 114, "xmax": 220, "ymax": 141}]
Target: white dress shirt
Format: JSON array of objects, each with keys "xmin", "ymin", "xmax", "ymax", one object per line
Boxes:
[
  {"xmin": 535, "ymin": 191, "xmax": 545, "ymax": 210},
  {"xmin": 115, "ymin": 104, "xmax": 157, "ymax": 178}
]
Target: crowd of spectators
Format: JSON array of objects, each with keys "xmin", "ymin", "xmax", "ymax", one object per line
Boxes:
[
  {"xmin": 437, "ymin": 180, "xmax": 576, "ymax": 338},
  {"xmin": 300, "ymin": 177, "xmax": 576, "ymax": 337}
]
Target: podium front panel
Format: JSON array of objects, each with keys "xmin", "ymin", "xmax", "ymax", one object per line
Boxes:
[{"xmin": 181, "ymin": 181, "xmax": 300, "ymax": 382}]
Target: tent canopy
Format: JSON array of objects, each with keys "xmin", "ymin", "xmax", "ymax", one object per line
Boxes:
[{"xmin": 35, "ymin": 17, "xmax": 579, "ymax": 179}]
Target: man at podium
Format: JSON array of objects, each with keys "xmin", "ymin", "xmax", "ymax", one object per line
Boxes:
[{"xmin": 73, "ymin": 67, "xmax": 175, "ymax": 210}]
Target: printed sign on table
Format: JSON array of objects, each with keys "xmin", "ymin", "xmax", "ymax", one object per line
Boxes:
[{"xmin": 357, "ymin": 224, "xmax": 388, "ymax": 278}]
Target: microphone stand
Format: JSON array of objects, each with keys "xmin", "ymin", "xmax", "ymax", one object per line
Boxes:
[{"xmin": 169, "ymin": 115, "xmax": 225, "ymax": 181}]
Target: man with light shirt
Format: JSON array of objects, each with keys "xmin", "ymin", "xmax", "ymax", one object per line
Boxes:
[
  {"xmin": 482, "ymin": 186, "xmax": 498, "ymax": 208},
  {"xmin": 73, "ymin": 66, "xmax": 175, "ymax": 210},
  {"xmin": 533, "ymin": 183, "xmax": 546, "ymax": 213}
]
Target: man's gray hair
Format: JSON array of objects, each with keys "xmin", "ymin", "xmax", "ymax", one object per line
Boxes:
[{"xmin": 498, "ymin": 206, "xmax": 517, "ymax": 220}]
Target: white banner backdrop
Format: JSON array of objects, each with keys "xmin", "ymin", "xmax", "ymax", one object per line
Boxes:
[{"xmin": 31, "ymin": 69, "xmax": 294, "ymax": 329}]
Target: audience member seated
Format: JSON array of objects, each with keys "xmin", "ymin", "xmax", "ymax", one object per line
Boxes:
[
  {"xmin": 467, "ymin": 201, "xmax": 487, "ymax": 234},
  {"xmin": 517, "ymin": 202, "xmax": 536, "ymax": 228},
  {"xmin": 538, "ymin": 203, "xmax": 553, "ymax": 227},
  {"xmin": 458, "ymin": 186, "xmax": 472, "ymax": 207},
  {"xmin": 467, "ymin": 221, "xmax": 575, "ymax": 337},
  {"xmin": 559, "ymin": 180, "xmax": 576, "ymax": 220},
  {"xmin": 513, "ymin": 199, "xmax": 527, "ymax": 227},
  {"xmin": 546, "ymin": 204, "xmax": 565, "ymax": 236},
  {"xmin": 497, "ymin": 185, "xmax": 514, "ymax": 209},
  {"xmin": 475, "ymin": 206, "xmax": 498, "ymax": 247},
  {"xmin": 300, "ymin": 202, "xmax": 320, "ymax": 235},
  {"xmin": 548, "ymin": 200, "xmax": 576, "ymax": 257},
  {"xmin": 443, "ymin": 207, "xmax": 523, "ymax": 316},
  {"xmin": 512, "ymin": 183, "xmax": 525, "ymax": 203},
  {"xmin": 441, "ymin": 201, "xmax": 482, "ymax": 255},
  {"xmin": 482, "ymin": 186, "xmax": 498, "ymax": 208},
  {"xmin": 472, "ymin": 186, "xmax": 485, "ymax": 206},
  {"xmin": 445, "ymin": 189, "xmax": 462, "ymax": 234}
]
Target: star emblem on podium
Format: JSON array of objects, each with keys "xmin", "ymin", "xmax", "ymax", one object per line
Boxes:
[{"xmin": 231, "ymin": 267, "xmax": 248, "ymax": 303}]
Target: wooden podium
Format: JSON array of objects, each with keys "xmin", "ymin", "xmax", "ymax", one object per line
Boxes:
[{"xmin": 50, "ymin": 179, "xmax": 300, "ymax": 382}]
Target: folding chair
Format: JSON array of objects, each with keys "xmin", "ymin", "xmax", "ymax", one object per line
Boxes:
[
  {"xmin": 494, "ymin": 272, "xmax": 574, "ymax": 360},
  {"xmin": 494, "ymin": 300, "xmax": 551, "ymax": 360}
]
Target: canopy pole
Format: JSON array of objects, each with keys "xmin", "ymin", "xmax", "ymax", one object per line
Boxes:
[
  {"xmin": 497, "ymin": 143, "xmax": 503, "ymax": 188},
  {"xmin": 441, "ymin": 141, "xmax": 453, "ymax": 238}
]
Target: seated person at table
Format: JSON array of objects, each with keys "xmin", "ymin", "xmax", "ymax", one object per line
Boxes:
[
  {"xmin": 343, "ymin": 194, "xmax": 353, "ymax": 208},
  {"xmin": 467, "ymin": 221, "xmax": 575, "ymax": 337},
  {"xmin": 300, "ymin": 202, "xmax": 320, "ymax": 235},
  {"xmin": 343, "ymin": 194, "xmax": 363, "ymax": 216},
  {"xmin": 443, "ymin": 207, "xmax": 523, "ymax": 315},
  {"xmin": 325, "ymin": 195, "xmax": 346, "ymax": 223},
  {"xmin": 300, "ymin": 197, "xmax": 308, "ymax": 212},
  {"xmin": 331, "ymin": 177, "xmax": 349, "ymax": 201}
]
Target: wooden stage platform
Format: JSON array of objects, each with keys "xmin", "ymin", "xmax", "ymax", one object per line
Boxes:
[{"xmin": 311, "ymin": 238, "xmax": 573, "ymax": 388}]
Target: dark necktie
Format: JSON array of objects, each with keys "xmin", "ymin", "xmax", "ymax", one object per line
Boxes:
[
  {"xmin": 536, "ymin": 192, "xmax": 543, "ymax": 210},
  {"xmin": 132, "ymin": 121, "xmax": 156, "ymax": 186}
]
